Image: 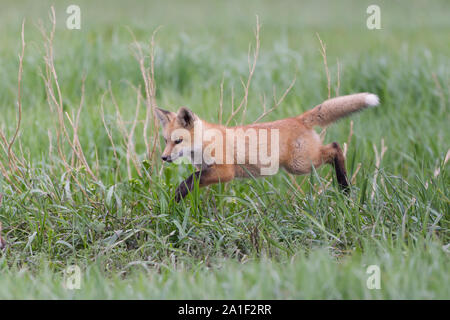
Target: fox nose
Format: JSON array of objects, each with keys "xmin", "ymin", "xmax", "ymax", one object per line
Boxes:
[{"xmin": 161, "ymin": 155, "xmax": 171, "ymax": 162}]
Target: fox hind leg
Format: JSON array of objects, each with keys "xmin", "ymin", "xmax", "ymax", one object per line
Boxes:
[{"xmin": 320, "ymin": 142, "xmax": 349, "ymax": 192}]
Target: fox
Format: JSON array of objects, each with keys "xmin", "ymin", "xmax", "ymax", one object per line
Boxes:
[{"xmin": 155, "ymin": 92, "xmax": 379, "ymax": 202}]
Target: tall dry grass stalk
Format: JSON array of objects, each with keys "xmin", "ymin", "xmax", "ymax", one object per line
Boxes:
[
  {"xmin": 0, "ymin": 20, "xmax": 27, "ymax": 191},
  {"xmin": 129, "ymin": 27, "xmax": 161, "ymax": 171},
  {"xmin": 100, "ymin": 93, "xmax": 121, "ymax": 178},
  {"xmin": 224, "ymin": 16, "xmax": 261, "ymax": 127},
  {"xmin": 222, "ymin": 16, "xmax": 296, "ymax": 127},
  {"xmin": 8, "ymin": 20, "xmax": 26, "ymax": 169},
  {"xmin": 38, "ymin": 7, "xmax": 97, "ymax": 186},
  {"xmin": 107, "ymin": 82, "xmax": 142, "ymax": 180}
]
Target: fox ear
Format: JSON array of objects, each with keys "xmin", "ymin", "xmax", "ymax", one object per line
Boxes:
[
  {"xmin": 155, "ymin": 107, "xmax": 175, "ymax": 127},
  {"xmin": 177, "ymin": 107, "xmax": 197, "ymax": 128}
]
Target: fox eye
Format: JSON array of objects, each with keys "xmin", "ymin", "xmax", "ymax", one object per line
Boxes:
[{"xmin": 174, "ymin": 138, "xmax": 183, "ymax": 144}]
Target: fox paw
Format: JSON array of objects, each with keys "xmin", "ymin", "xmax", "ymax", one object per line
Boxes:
[{"xmin": 175, "ymin": 183, "xmax": 189, "ymax": 202}]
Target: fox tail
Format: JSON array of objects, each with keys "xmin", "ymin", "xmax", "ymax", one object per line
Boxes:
[{"xmin": 300, "ymin": 93, "xmax": 379, "ymax": 128}]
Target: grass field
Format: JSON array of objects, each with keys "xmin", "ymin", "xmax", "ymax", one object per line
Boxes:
[{"xmin": 0, "ymin": 0, "xmax": 448, "ymax": 299}]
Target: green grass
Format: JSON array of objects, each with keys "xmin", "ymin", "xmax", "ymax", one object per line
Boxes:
[
  {"xmin": 1, "ymin": 243, "xmax": 448, "ymax": 299},
  {"xmin": 0, "ymin": 0, "xmax": 448, "ymax": 299}
]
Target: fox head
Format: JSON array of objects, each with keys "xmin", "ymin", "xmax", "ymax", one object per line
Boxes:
[{"xmin": 155, "ymin": 107, "xmax": 199, "ymax": 163}]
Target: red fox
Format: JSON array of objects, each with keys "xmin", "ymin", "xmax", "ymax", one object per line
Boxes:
[{"xmin": 155, "ymin": 93, "xmax": 379, "ymax": 201}]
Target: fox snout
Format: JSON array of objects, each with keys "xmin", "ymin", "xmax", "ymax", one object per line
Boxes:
[{"xmin": 161, "ymin": 155, "xmax": 172, "ymax": 162}]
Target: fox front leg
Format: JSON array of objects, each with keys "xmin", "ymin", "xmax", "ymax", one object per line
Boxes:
[
  {"xmin": 174, "ymin": 165, "xmax": 236, "ymax": 202},
  {"xmin": 175, "ymin": 171, "xmax": 202, "ymax": 202}
]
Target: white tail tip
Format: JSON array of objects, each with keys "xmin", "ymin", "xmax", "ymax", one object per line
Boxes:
[{"xmin": 365, "ymin": 93, "xmax": 380, "ymax": 107}]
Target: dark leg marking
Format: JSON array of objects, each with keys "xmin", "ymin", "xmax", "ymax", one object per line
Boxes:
[
  {"xmin": 331, "ymin": 142, "xmax": 350, "ymax": 193},
  {"xmin": 175, "ymin": 171, "xmax": 202, "ymax": 202}
]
